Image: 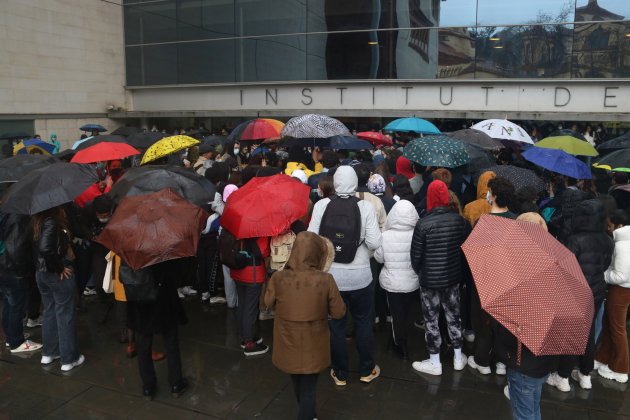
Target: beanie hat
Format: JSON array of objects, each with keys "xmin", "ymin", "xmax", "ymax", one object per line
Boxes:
[
  {"xmin": 367, "ymin": 173, "xmax": 386, "ymax": 195},
  {"xmin": 427, "ymin": 180, "xmax": 449, "ymax": 211},
  {"xmin": 396, "ymin": 156, "xmax": 415, "ymax": 180}
]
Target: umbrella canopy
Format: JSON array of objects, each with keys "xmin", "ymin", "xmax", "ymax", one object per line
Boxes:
[
  {"xmin": 281, "ymin": 136, "xmax": 373, "ymax": 150},
  {"xmin": 72, "ymin": 136, "xmax": 94, "ymax": 150},
  {"xmin": 71, "ymin": 142, "xmax": 140, "ymax": 164},
  {"xmin": 356, "ymin": 131, "xmax": 393, "ymax": 147},
  {"xmin": 281, "ymin": 114, "xmax": 351, "ymax": 139},
  {"xmin": 472, "ymin": 119, "xmax": 533, "ymax": 144},
  {"xmin": 593, "ymin": 149, "xmax": 630, "ymax": 172},
  {"xmin": 108, "ymin": 165, "xmax": 216, "ymax": 207},
  {"xmin": 446, "ymin": 129, "xmax": 503, "ymax": 150},
  {"xmin": 74, "ymin": 135, "xmax": 128, "ymax": 151},
  {"xmin": 462, "ymin": 215, "xmax": 594, "ymax": 356},
  {"xmin": 483, "ymin": 165, "xmax": 545, "ymax": 192},
  {"xmin": 403, "ymin": 135, "xmax": 470, "ymax": 168},
  {"xmin": 96, "ymin": 189, "xmax": 208, "ymax": 270},
  {"xmin": 111, "ymin": 127, "xmax": 141, "ymax": 137},
  {"xmin": 126, "ymin": 132, "xmax": 167, "ymax": 149},
  {"xmin": 221, "ymin": 174, "xmax": 310, "ymax": 239},
  {"xmin": 0, "ymin": 154, "xmax": 58, "ymax": 183},
  {"xmin": 548, "ymin": 129, "xmax": 587, "ymax": 141},
  {"xmin": 201, "ymin": 135, "xmax": 228, "ymax": 146},
  {"xmin": 464, "ymin": 143, "xmax": 495, "ymax": 173},
  {"xmin": 535, "ymin": 136, "xmax": 598, "ymax": 157},
  {"xmin": 384, "ymin": 117, "xmax": 441, "ymax": 135},
  {"xmin": 523, "ymin": 147, "xmax": 592, "ymax": 180},
  {"xmin": 597, "ymin": 132, "xmax": 630, "ymax": 152},
  {"xmin": 185, "ymin": 129, "xmax": 210, "ymax": 139},
  {"xmin": 1, "ymin": 163, "xmax": 98, "ymax": 215},
  {"xmin": 55, "ymin": 149, "xmax": 76, "ymax": 162},
  {"xmin": 228, "ymin": 118, "xmax": 285, "ymax": 141},
  {"xmin": 13, "ymin": 138, "xmax": 55, "ymax": 156},
  {"xmin": 141, "ymin": 135, "xmax": 199, "ymax": 165},
  {"xmin": 80, "ymin": 124, "xmax": 107, "ymax": 133}
]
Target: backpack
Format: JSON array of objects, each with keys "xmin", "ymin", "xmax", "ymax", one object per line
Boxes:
[
  {"xmin": 319, "ymin": 196, "xmax": 362, "ymax": 263},
  {"xmin": 218, "ymin": 228, "xmax": 262, "ymax": 270},
  {"xmin": 270, "ymin": 231, "xmax": 297, "ymax": 271},
  {"xmin": 119, "ymin": 261, "xmax": 159, "ymax": 303}
]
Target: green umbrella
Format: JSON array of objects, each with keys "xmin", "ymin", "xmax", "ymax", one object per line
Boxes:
[
  {"xmin": 593, "ymin": 149, "xmax": 630, "ymax": 173},
  {"xmin": 403, "ymin": 135, "xmax": 470, "ymax": 168},
  {"xmin": 535, "ymin": 136, "xmax": 598, "ymax": 157}
]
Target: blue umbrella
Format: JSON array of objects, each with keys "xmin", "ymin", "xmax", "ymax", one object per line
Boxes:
[
  {"xmin": 384, "ymin": 117, "xmax": 441, "ymax": 135},
  {"xmin": 14, "ymin": 138, "xmax": 56, "ymax": 155},
  {"xmin": 72, "ymin": 136, "xmax": 94, "ymax": 150},
  {"xmin": 522, "ymin": 147, "xmax": 592, "ymax": 180},
  {"xmin": 80, "ymin": 124, "xmax": 107, "ymax": 133}
]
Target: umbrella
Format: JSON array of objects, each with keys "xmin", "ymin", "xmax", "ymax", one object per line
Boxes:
[
  {"xmin": 13, "ymin": 138, "xmax": 55, "ymax": 156},
  {"xmin": 72, "ymin": 136, "xmax": 94, "ymax": 150},
  {"xmin": 108, "ymin": 165, "xmax": 216, "ymax": 207},
  {"xmin": 55, "ymin": 149, "xmax": 76, "ymax": 162},
  {"xmin": 483, "ymin": 165, "xmax": 545, "ymax": 192},
  {"xmin": 402, "ymin": 135, "xmax": 470, "ymax": 168},
  {"xmin": 96, "ymin": 189, "xmax": 208, "ymax": 270},
  {"xmin": 71, "ymin": 142, "xmax": 140, "ymax": 164},
  {"xmin": 0, "ymin": 131, "xmax": 30, "ymax": 140},
  {"xmin": 201, "ymin": 135, "xmax": 228, "ymax": 146},
  {"xmin": 281, "ymin": 136, "xmax": 374, "ymax": 150},
  {"xmin": 0, "ymin": 154, "xmax": 58, "ymax": 183},
  {"xmin": 548, "ymin": 129, "xmax": 587, "ymax": 141},
  {"xmin": 228, "ymin": 118, "xmax": 285, "ymax": 141},
  {"xmin": 535, "ymin": 136, "xmax": 598, "ymax": 157},
  {"xmin": 141, "ymin": 135, "xmax": 199, "ymax": 165},
  {"xmin": 523, "ymin": 147, "xmax": 592, "ymax": 180},
  {"xmin": 1, "ymin": 162, "xmax": 98, "ymax": 215},
  {"xmin": 597, "ymin": 132, "xmax": 630, "ymax": 152},
  {"xmin": 111, "ymin": 126, "xmax": 141, "ymax": 137},
  {"xmin": 281, "ymin": 114, "xmax": 351, "ymax": 139},
  {"xmin": 356, "ymin": 131, "xmax": 393, "ymax": 147},
  {"xmin": 471, "ymin": 119, "xmax": 533, "ymax": 144},
  {"xmin": 383, "ymin": 117, "xmax": 441, "ymax": 135},
  {"xmin": 185, "ymin": 129, "xmax": 211, "ymax": 139},
  {"xmin": 221, "ymin": 174, "xmax": 310, "ymax": 239},
  {"xmin": 464, "ymin": 143, "xmax": 495, "ymax": 173},
  {"xmin": 126, "ymin": 132, "xmax": 167, "ymax": 149},
  {"xmin": 462, "ymin": 214, "xmax": 595, "ymax": 356},
  {"xmin": 80, "ymin": 124, "xmax": 107, "ymax": 133},
  {"xmin": 74, "ymin": 135, "xmax": 128, "ymax": 151},
  {"xmin": 446, "ymin": 129, "xmax": 503, "ymax": 150},
  {"xmin": 593, "ymin": 149, "xmax": 630, "ymax": 172}
]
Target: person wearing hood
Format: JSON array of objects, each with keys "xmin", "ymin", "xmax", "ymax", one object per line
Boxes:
[
  {"xmin": 410, "ymin": 180, "xmax": 470, "ymax": 376},
  {"xmin": 264, "ymin": 232, "xmax": 346, "ymax": 420},
  {"xmin": 609, "ymin": 173, "xmax": 630, "ymax": 210},
  {"xmin": 308, "ymin": 166, "xmax": 382, "ymax": 386},
  {"xmin": 50, "ymin": 134, "xmax": 61, "ymax": 154},
  {"xmin": 374, "ymin": 200, "xmax": 419, "ymax": 359},
  {"xmin": 308, "ymin": 151, "xmax": 339, "ymax": 190},
  {"xmin": 547, "ymin": 199, "xmax": 614, "ymax": 392},
  {"xmin": 285, "ymin": 146, "xmax": 323, "ymax": 179},
  {"xmin": 463, "ymin": 171, "xmax": 496, "ymax": 226}
]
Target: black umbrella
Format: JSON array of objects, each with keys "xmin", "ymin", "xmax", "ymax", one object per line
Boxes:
[
  {"xmin": 464, "ymin": 143, "xmax": 495, "ymax": 173},
  {"xmin": 75, "ymin": 135, "xmax": 128, "ymax": 151},
  {"xmin": 126, "ymin": 132, "xmax": 167, "ymax": 149},
  {"xmin": 201, "ymin": 135, "xmax": 228, "ymax": 146},
  {"xmin": 1, "ymin": 163, "xmax": 98, "ymax": 214},
  {"xmin": 108, "ymin": 166, "xmax": 216, "ymax": 207},
  {"xmin": 281, "ymin": 136, "xmax": 373, "ymax": 150},
  {"xmin": 111, "ymin": 126, "xmax": 142, "ymax": 137},
  {"xmin": 482, "ymin": 165, "xmax": 545, "ymax": 192},
  {"xmin": 446, "ymin": 129, "xmax": 503, "ymax": 150},
  {"xmin": 548, "ymin": 129, "xmax": 587, "ymax": 141},
  {"xmin": 55, "ymin": 149, "xmax": 77, "ymax": 162},
  {"xmin": 186, "ymin": 129, "xmax": 211, "ymax": 139},
  {"xmin": 593, "ymin": 149, "xmax": 630, "ymax": 172},
  {"xmin": 597, "ymin": 132, "xmax": 630, "ymax": 153},
  {"xmin": 80, "ymin": 124, "xmax": 107, "ymax": 133},
  {"xmin": 0, "ymin": 154, "xmax": 58, "ymax": 183}
]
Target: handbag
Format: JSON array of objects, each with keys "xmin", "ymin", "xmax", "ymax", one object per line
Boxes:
[
  {"xmin": 119, "ymin": 263, "xmax": 160, "ymax": 303},
  {"xmin": 102, "ymin": 252, "xmax": 114, "ymax": 294}
]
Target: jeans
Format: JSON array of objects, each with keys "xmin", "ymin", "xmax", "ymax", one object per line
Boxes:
[
  {"xmin": 0, "ymin": 273, "xmax": 27, "ymax": 348},
  {"xmin": 594, "ymin": 299, "xmax": 605, "ymax": 344},
  {"xmin": 291, "ymin": 373, "xmax": 318, "ymax": 420},
  {"xmin": 223, "ymin": 265, "xmax": 238, "ymax": 308},
  {"xmin": 329, "ymin": 282, "xmax": 375, "ymax": 379},
  {"xmin": 36, "ymin": 270, "xmax": 79, "ymax": 364},
  {"xmin": 507, "ymin": 369, "xmax": 547, "ymax": 420}
]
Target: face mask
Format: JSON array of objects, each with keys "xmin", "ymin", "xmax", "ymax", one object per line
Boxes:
[
  {"xmin": 98, "ymin": 217, "xmax": 110, "ymax": 223},
  {"xmin": 234, "ymin": 148, "xmax": 240, "ymax": 155},
  {"xmin": 317, "ymin": 188, "xmax": 324, "ymax": 198},
  {"xmin": 486, "ymin": 190, "xmax": 492, "ymax": 204}
]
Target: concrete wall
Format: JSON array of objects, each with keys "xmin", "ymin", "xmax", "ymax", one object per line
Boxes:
[{"xmin": 34, "ymin": 117, "xmax": 123, "ymax": 150}]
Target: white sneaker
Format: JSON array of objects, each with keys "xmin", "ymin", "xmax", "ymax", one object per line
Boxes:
[
  {"xmin": 453, "ymin": 354, "xmax": 467, "ymax": 371},
  {"xmin": 571, "ymin": 370, "xmax": 592, "ymax": 390},
  {"xmin": 209, "ymin": 296, "xmax": 227, "ymax": 304},
  {"xmin": 5, "ymin": 333, "xmax": 30, "ymax": 347},
  {"xmin": 546, "ymin": 372, "xmax": 571, "ymax": 392},
  {"xmin": 504, "ymin": 385, "xmax": 510, "ymax": 400},
  {"xmin": 201, "ymin": 292, "xmax": 210, "ymax": 301},
  {"xmin": 177, "ymin": 289, "xmax": 185, "ymax": 299},
  {"xmin": 41, "ymin": 355, "xmax": 61, "ymax": 365},
  {"xmin": 463, "ymin": 330, "xmax": 476, "ymax": 343},
  {"xmin": 180, "ymin": 286, "xmax": 197, "ymax": 296},
  {"xmin": 10, "ymin": 339, "xmax": 42, "ymax": 353},
  {"xmin": 259, "ymin": 309, "xmax": 275, "ymax": 321},
  {"xmin": 598, "ymin": 365, "xmax": 629, "ymax": 383},
  {"xmin": 61, "ymin": 354, "xmax": 85, "ymax": 372},
  {"xmin": 467, "ymin": 355, "xmax": 491, "ymax": 375},
  {"xmin": 594, "ymin": 360, "xmax": 605, "ymax": 370},
  {"xmin": 496, "ymin": 362, "xmax": 507, "ymax": 376},
  {"xmin": 412, "ymin": 359, "xmax": 442, "ymax": 376},
  {"xmin": 26, "ymin": 317, "xmax": 42, "ymax": 328}
]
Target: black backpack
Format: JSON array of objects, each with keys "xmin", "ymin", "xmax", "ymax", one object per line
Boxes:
[
  {"xmin": 119, "ymin": 261, "xmax": 159, "ymax": 303},
  {"xmin": 218, "ymin": 228, "xmax": 262, "ymax": 270},
  {"xmin": 319, "ymin": 195, "xmax": 362, "ymax": 263}
]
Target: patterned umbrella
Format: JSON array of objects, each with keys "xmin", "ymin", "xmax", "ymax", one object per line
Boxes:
[
  {"xmin": 483, "ymin": 165, "xmax": 545, "ymax": 192},
  {"xmin": 523, "ymin": 147, "xmax": 592, "ymax": 180},
  {"xmin": 535, "ymin": 136, "xmax": 598, "ymax": 157},
  {"xmin": 140, "ymin": 135, "xmax": 199, "ymax": 165},
  {"xmin": 228, "ymin": 118, "xmax": 285, "ymax": 141},
  {"xmin": 13, "ymin": 138, "xmax": 55, "ymax": 156},
  {"xmin": 281, "ymin": 114, "xmax": 350, "ymax": 139},
  {"xmin": 446, "ymin": 129, "xmax": 503, "ymax": 150},
  {"xmin": 383, "ymin": 117, "xmax": 441, "ymax": 135},
  {"xmin": 402, "ymin": 135, "xmax": 470, "ymax": 168},
  {"xmin": 472, "ymin": 119, "xmax": 533, "ymax": 144},
  {"xmin": 462, "ymin": 214, "xmax": 594, "ymax": 356},
  {"xmin": 593, "ymin": 149, "xmax": 630, "ymax": 172}
]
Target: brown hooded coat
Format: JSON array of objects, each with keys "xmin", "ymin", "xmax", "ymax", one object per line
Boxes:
[
  {"xmin": 463, "ymin": 171, "xmax": 496, "ymax": 226},
  {"xmin": 264, "ymin": 231, "xmax": 346, "ymax": 374}
]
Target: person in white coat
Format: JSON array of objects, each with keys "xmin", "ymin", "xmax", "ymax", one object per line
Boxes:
[{"xmin": 374, "ymin": 200, "xmax": 419, "ymax": 360}]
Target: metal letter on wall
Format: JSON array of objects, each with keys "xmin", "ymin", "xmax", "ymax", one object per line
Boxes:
[
  {"xmin": 266, "ymin": 89, "xmax": 278, "ymax": 105},
  {"xmin": 604, "ymin": 87, "xmax": 618, "ymax": 108},
  {"xmin": 439, "ymin": 87, "xmax": 453, "ymax": 106},
  {"xmin": 301, "ymin": 88, "xmax": 313, "ymax": 106},
  {"xmin": 554, "ymin": 87, "xmax": 571, "ymax": 107}
]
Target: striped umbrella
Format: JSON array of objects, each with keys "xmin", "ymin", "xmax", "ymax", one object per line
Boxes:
[{"xmin": 281, "ymin": 114, "xmax": 350, "ymax": 139}]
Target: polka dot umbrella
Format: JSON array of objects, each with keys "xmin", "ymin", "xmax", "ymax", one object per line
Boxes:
[
  {"xmin": 402, "ymin": 135, "xmax": 470, "ymax": 168},
  {"xmin": 140, "ymin": 135, "xmax": 199, "ymax": 165}
]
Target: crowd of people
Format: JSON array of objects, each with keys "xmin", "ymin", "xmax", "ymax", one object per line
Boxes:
[{"xmin": 0, "ymin": 125, "xmax": 629, "ymax": 420}]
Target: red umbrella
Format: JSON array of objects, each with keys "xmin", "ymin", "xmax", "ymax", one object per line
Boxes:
[
  {"xmin": 95, "ymin": 189, "xmax": 208, "ymax": 270},
  {"xmin": 357, "ymin": 131, "xmax": 393, "ymax": 147},
  {"xmin": 461, "ymin": 214, "xmax": 594, "ymax": 356},
  {"xmin": 230, "ymin": 118, "xmax": 285, "ymax": 141},
  {"xmin": 221, "ymin": 174, "xmax": 310, "ymax": 239},
  {"xmin": 71, "ymin": 142, "xmax": 140, "ymax": 164}
]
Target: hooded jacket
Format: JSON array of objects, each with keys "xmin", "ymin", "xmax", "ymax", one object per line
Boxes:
[
  {"xmin": 604, "ymin": 225, "xmax": 630, "ymax": 288},
  {"xmin": 609, "ymin": 184, "xmax": 630, "ymax": 210},
  {"xmin": 0, "ymin": 213, "xmax": 33, "ymax": 278},
  {"xmin": 374, "ymin": 200, "xmax": 420, "ymax": 293},
  {"xmin": 264, "ymin": 232, "xmax": 346, "ymax": 374},
  {"xmin": 463, "ymin": 171, "xmax": 496, "ymax": 227},
  {"xmin": 284, "ymin": 161, "xmax": 323, "ymax": 179},
  {"xmin": 565, "ymin": 199, "xmax": 614, "ymax": 302}
]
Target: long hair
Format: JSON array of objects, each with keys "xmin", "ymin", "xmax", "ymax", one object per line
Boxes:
[
  {"xmin": 32, "ymin": 206, "xmax": 68, "ymax": 242},
  {"xmin": 448, "ymin": 190, "xmax": 463, "ymax": 215}
]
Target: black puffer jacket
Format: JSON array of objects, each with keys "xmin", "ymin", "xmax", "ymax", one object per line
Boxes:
[
  {"xmin": 410, "ymin": 206, "xmax": 470, "ymax": 289},
  {"xmin": 565, "ymin": 199, "xmax": 614, "ymax": 302},
  {"xmin": 549, "ymin": 188, "xmax": 587, "ymax": 243},
  {"xmin": 0, "ymin": 213, "xmax": 33, "ymax": 278},
  {"xmin": 35, "ymin": 217, "xmax": 71, "ymax": 274}
]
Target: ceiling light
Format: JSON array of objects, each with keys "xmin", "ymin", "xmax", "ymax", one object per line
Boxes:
[
  {"xmin": 493, "ymin": 46, "xmax": 504, "ymax": 49},
  {"xmin": 368, "ymin": 41, "xmax": 379, "ymax": 45},
  {"xmin": 489, "ymin": 37, "xmax": 501, "ymax": 41}
]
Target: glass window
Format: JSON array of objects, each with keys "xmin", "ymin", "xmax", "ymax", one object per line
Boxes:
[
  {"xmin": 477, "ymin": 0, "xmax": 576, "ymax": 26},
  {"xmin": 235, "ymin": 0, "xmax": 306, "ymax": 37},
  {"xmin": 572, "ymin": 21, "xmax": 630, "ymax": 77},
  {"xmin": 142, "ymin": 44, "xmax": 178, "ymax": 85},
  {"xmin": 438, "ymin": 0, "xmax": 477, "ymax": 27},
  {"xmin": 438, "ymin": 27, "xmax": 476, "ymax": 78},
  {"xmin": 575, "ymin": 0, "xmax": 630, "ymax": 22},
  {"xmin": 124, "ymin": 1, "xmax": 177, "ymax": 45},
  {"xmin": 236, "ymin": 35, "xmax": 307, "ymax": 82},
  {"xmin": 307, "ymin": 0, "xmax": 382, "ymax": 31},
  {"xmin": 178, "ymin": 40, "xmax": 237, "ymax": 83},
  {"xmin": 176, "ymin": 0, "xmax": 236, "ymax": 41},
  {"xmin": 125, "ymin": 46, "xmax": 143, "ymax": 86}
]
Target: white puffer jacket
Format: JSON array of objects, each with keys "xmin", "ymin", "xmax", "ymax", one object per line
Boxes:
[
  {"xmin": 605, "ymin": 225, "xmax": 630, "ymax": 288},
  {"xmin": 374, "ymin": 200, "xmax": 420, "ymax": 293}
]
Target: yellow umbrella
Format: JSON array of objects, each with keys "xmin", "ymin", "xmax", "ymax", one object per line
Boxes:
[
  {"xmin": 13, "ymin": 139, "xmax": 55, "ymax": 156},
  {"xmin": 535, "ymin": 136, "xmax": 598, "ymax": 157},
  {"xmin": 140, "ymin": 135, "xmax": 200, "ymax": 165}
]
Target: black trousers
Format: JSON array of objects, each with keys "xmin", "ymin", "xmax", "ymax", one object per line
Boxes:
[
  {"xmin": 370, "ymin": 258, "xmax": 388, "ymax": 321},
  {"xmin": 235, "ymin": 282, "xmax": 261, "ymax": 342},
  {"xmin": 471, "ymin": 282, "xmax": 493, "ymax": 367},
  {"xmin": 290, "ymin": 373, "xmax": 318, "ymax": 420},
  {"xmin": 386, "ymin": 290, "xmax": 415, "ymax": 346},
  {"xmin": 136, "ymin": 326, "xmax": 182, "ymax": 389},
  {"xmin": 27, "ymin": 274, "xmax": 41, "ymax": 320}
]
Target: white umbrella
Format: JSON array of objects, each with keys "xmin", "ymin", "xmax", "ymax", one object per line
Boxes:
[{"xmin": 471, "ymin": 119, "xmax": 533, "ymax": 144}]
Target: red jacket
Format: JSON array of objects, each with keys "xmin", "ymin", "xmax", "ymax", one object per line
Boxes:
[{"xmin": 230, "ymin": 237, "xmax": 270, "ymax": 284}]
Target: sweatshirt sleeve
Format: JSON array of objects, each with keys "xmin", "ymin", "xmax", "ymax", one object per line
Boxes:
[
  {"xmin": 307, "ymin": 199, "xmax": 327, "ymax": 234},
  {"xmin": 362, "ymin": 203, "xmax": 382, "ymax": 251}
]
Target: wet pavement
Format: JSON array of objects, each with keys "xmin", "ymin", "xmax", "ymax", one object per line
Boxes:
[{"xmin": 1, "ymin": 297, "xmax": 629, "ymax": 419}]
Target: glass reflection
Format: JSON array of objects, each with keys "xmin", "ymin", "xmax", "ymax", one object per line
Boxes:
[
  {"xmin": 477, "ymin": 0, "xmax": 575, "ymax": 26},
  {"xmin": 236, "ymin": 36, "xmax": 307, "ymax": 81},
  {"xmin": 438, "ymin": 28, "xmax": 475, "ymax": 78},
  {"xmin": 176, "ymin": 0, "xmax": 236, "ymax": 41},
  {"xmin": 438, "ymin": 0, "xmax": 477, "ymax": 27},
  {"xmin": 572, "ymin": 21, "xmax": 630, "ymax": 77},
  {"xmin": 575, "ymin": 0, "xmax": 629, "ymax": 22}
]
